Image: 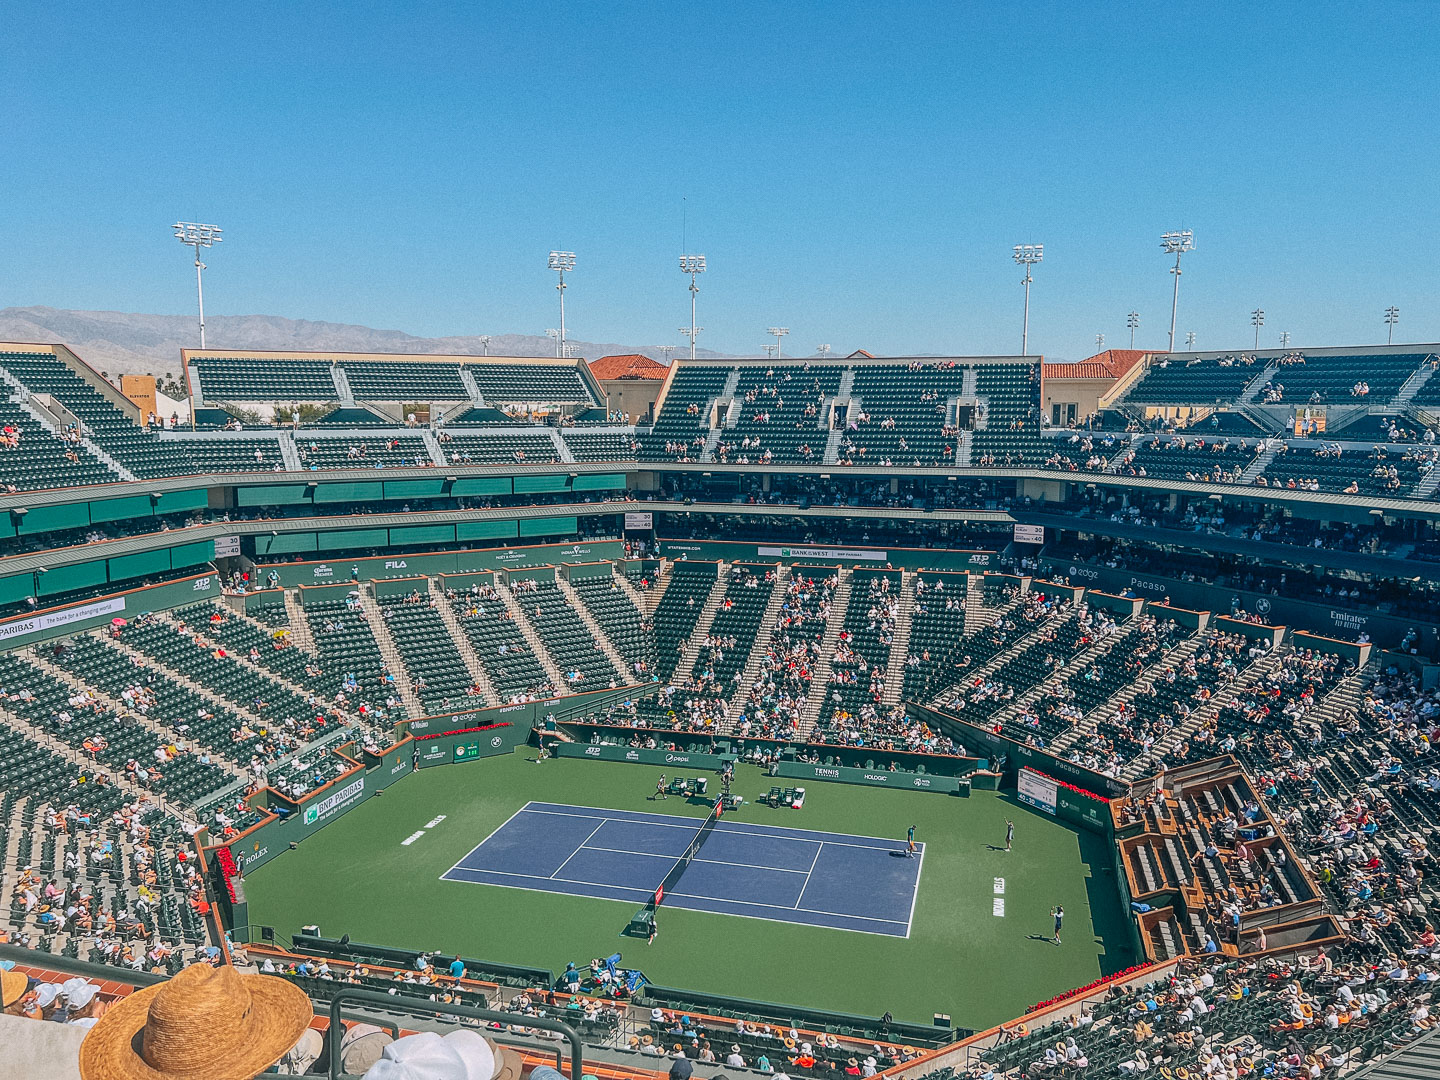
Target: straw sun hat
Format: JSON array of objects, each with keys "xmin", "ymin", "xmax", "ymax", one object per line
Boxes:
[{"xmin": 79, "ymin": 963, "xmax": 312, "ymax": 1080}]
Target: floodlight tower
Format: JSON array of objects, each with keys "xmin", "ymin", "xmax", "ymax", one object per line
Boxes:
[
  {"xmin": 679, "ymin": 255, "xmax": 706, "ymax": 360},
  {"xmin": 767, "ymin": 327, "xmax": 789, "ymax": 358},
  {"xmin": 548, "ymin": 250, "xmax": 576, "ymax": 357},
  {"xmin": 1185, "ymin": 332, "xmax": 1196, "ymax": 349},
  {"xmin": 1385, "ymin": 306, "xmax": 1399, "ymax": 345},
  {"xmin": 545, "ymin": 329, "xmax": 562, "ymax": 357},
  {"xmin": 1251, "ymin": 309, "xmax": 1265, "ymax": 350},
  {"xmin": 1096, "ymin": 333, "xmax": 1105, "ymax": 351},
  {"xmin": 762, "ymin": 345, "xmax": 779, "ymax": 359},
  {"xmin": 656, "ymin": 345, "xmax": 677, "ymax": 363},
  {"xmin": 1127, "ymin": 311, "xmax": 1140, "ymax": 349},
  {"xmin": 817, "ymin": 344, "xmax": 832, "ymax": 357},
  {"xmin": 479, "ymin": 335, "xmax": 491, "ymax": 356},
  {"xmin": 1279, "ymin": 331, "xmax": 1290, "ymax": 349},
  {"xmin": 1161, "ymin": 230, "xmax": 1195, "ymax": 352},
  {"xmin": 172, "ymin": 222, "xmax": 223, "ymax": 348},
  {"xmin": 1013, "ymin": 244, "xmax": 1043, "ymax": 355}
]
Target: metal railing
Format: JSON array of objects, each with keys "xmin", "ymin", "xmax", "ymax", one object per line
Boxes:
[{"xmin": 325, "ymin": 987, "xmax": 584, "ymax": 1080}]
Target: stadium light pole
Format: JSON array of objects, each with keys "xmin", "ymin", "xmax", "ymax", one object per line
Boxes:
[
  {"xmin": 1013, "ymin": 244, "xmax": 1043, "ymax": 355},
  {"xmin": 479, "ymin": 335, "xmax": 491, "ymax": 356},
  {"xmin": 1161, "ymin": 230, "xmax": 1194, "ymax": 352},
  {"xmin": 1251, "ymin": 309, "xmax": 1265, "ymax": 350},
  {"xmin": 1279, "ymin": 331, "xmax": 1290, "ymax": 349},
  {"xmin": 1185, "ymin": 331, "xmax": 1196, "ymax": 349},
  {"xmin": 172, "ymin": 222, "xmax": 222, "ymax": 349},
  {"xmin": 656, "ymin": 345, "xmax": 676, "ymax": 363},
  {"xmin": 1385, "ymin": 306, "xmax": 1399, "ymax": 345},
  {"xmin": 548, "ymin": 251, "xmax": 575, "ymax": 357},
  {"xmin": 817, "ymin": 344, "xmax": 832, "ymax": 357},
  {"xmin": 1096, "ymin": 333, "xmax": 1105, "ymax": 351},
  {"xmin": 679, "ymin": 255, "xmax": 706, "ymax": 360},
  {"xmin": 545, "ymin": 329, "xmax": 562, "ymax": 357},
  {"xmin": 762, "ymin": 345, "xmax": 779, "ymax": 359},
  {"xmin": 1127, "ymin": 311, "xmax": 1139, "ymax": 349},
  {"xmin": 767, "ymin": 327, "xmax": 789, "ymax": 358}
]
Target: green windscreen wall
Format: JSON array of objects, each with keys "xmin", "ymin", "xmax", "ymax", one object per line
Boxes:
[
  {"xmin": 571, "ymin": 473, "xmax": 625, "ymax": 491},
  {"xmin": 383, "ymin": 480, "xmax": 447, "ymax": 499},
  {"xmin": 237, "ymin": 485, "xmax": 311, "ymax": 507},
  {"xmin": 168, "ymin": 540, "xmax": 216, "ymax": 568},
  {"xmin": 154, "ymin": 489, "xmax": 209, "ymax": 514},
  {"xmin": 457, "ymin": 520, "xmax": 518, "ymax": 541},
  {"xmin": 18, "ymin": 502, "xmax": 90, "ymax": 535},
  {"xmin": 518, "ymin": 516, "xmax": 577, "ymax": 537},
  {"xmin": 451, "ymin": 478, "xmax": 513, "ymax": 496},
  {"xmin": 39, "ymin": 559, "xmax": 107, "ymax": 595},
  {"xmin": 512, "ymin": 474, "xmax": 570, "ymax": 494},
  {"xmin": 0, "ymin": 575, "xmax": 33, "ymax": 604},
  {"xmin": 389, "ymin": 525, "xmax": 456, "ymax": 546},
  {"xmin": 314, "ymin": 482, "xmax": 385, "ymax": 503},
  {"xmin": 316, "ymin": 528, "xmax": 388, "ymax": 550},
  {"xmin": 107, "ymin": 550, "xmax": 171, "ymax": 581},
  {"xmin": 255, "ymin": 533, "xmax": 318, "ymax": 555},
  {"xmin": 89, "ymin": 495, "xmax": 154, "ymax": 523}
]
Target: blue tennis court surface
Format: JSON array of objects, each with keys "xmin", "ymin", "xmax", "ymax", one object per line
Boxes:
[{"xmin": 440, "ymin": 801, "xmax": 924, "ymax": 936}]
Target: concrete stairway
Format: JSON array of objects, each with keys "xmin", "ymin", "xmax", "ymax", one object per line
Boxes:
[
  {"xmin": 282, "ymin": 591, "xmax": 318, "ymax": 654},
  {"xmin": 428, "ymin": 579, "xmax": 500, "ymax": 706},
  {"xmin": 674, "ymin": 565, "xmax": 730, "ymax": 682},
  {"xmin": 615, "ymin": 569, "xmax": 653, "ymax": 616},
  {"xmin": 725, "ymin": 566, "xmax": 793, "ymax": 714},
  {"xmin": 880, "ymin": 572, "xmax": 917, "ymax": 708},
  {"xmin": 797, "ymin": 568, "xmax": 855, "ymax": 731},
  {"xmin": 1122, "ymin": 646, "xmax": 1288, "ymax": 781},
  {"xmin": 153, "ymin": 610, "xmax": 331, "ymax": 718},
  {"xmin": 0, "ymin": 678, "xmax": 189, "ymax": 796},
  {"xmin": 497, "ymin": 583, "xmax": 568, "ymax": 692},
  {"xmin": 1237, "ymin": 361, "xmax": 1280, "ymax": 405},
  {"xmin": 1049, "ymin": 633, "xmax": 1205, "ymax": 756},
  {"xmin": 1239, "ymin": 443, "xmax": 1278, "ymax": 484},
  {"xmin": 555, "ymin": 577, "xmax": 630, "ymax": 677},
  {"xmin": 1392, "ymin": 355, "xmax": 1438, "ymax": 407},
  {"xmin": 357, "ymin": 588, "xmax": 423, "ymax": 720},
  {"xmin": 962, "ymin": 581, "xmax": 989, "ymax": 636}
]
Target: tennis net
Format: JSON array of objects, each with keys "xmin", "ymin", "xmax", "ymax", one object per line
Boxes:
[{"xmin": 650, "ymin": 799, "xmax": 723, "ymax": 909}]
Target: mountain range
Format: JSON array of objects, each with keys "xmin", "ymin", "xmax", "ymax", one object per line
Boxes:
[{"xmin": 0, "ymin": 306, "xmax": 735, "ymax": 379}]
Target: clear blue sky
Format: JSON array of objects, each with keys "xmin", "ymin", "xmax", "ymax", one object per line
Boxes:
[{"xmin": 3, "ymin": 3, "xmax": 1436, "ymax": 360}]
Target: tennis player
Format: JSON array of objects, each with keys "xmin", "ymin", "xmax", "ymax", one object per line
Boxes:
[{"xmin": 906, "ymin": 825, "xmax": 917, "ymax": 858}]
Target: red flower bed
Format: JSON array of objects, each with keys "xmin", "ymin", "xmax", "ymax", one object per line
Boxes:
[
  {"xmin": 1054, "ymin": 776, "xmax": 1109, "ymax": 803},
  {"xmin": 214, "ymin": 845, "xmax": 240, "ymax": 903},
  {"xmin": 1027, "ymin": 963, "xmax": 1153, "ymax": 1012},
  {"xmin": 413, "ymin": 721, "xmax": 513, "ymax": 741}
]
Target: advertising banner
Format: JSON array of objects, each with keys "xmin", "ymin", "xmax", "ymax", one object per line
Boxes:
[
  {"xmin": 774, "ymin": 761, "xmax": 964, "ymax": 794},
  {"xmin": 554, "ymin": 742, "xmax": 736, "ymax": 769}
]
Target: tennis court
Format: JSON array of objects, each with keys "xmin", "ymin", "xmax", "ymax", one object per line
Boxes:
[{"xmin": 441, "ymin": 801, "xmax": 924, "ymax": 936}]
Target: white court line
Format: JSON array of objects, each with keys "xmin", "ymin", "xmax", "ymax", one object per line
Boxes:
[
  {"xmin": 905, "ymin": 843, "xmax": 926, "ymax": 939},
  {"xmin": 550, "ymin": 821, "xmax": 608, "ymax": 879},
  {"xmin": 794, "ymin": 841, "xmax": 826, "ymax": 908},
  {"xmin": 666, "ymin": 888, "xmax": 909, "ymax": 930},
  {"xmin": 693, "ymin": 855, "xmax": 811, "ymax": 875},
  {"xmin": 441, "ymin": 866, "xmax": 651, "ymax": 903},
  {"xmin": 443, "ymin": 801, "xmax": 921, "ymax": 935},
  {"xmin": 579, "ymin": 845, "xmax": 682, "ymax": 863},
  {"xmin": 437, "ymin": 803, "xmax": 534, "ymax": 881}
]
